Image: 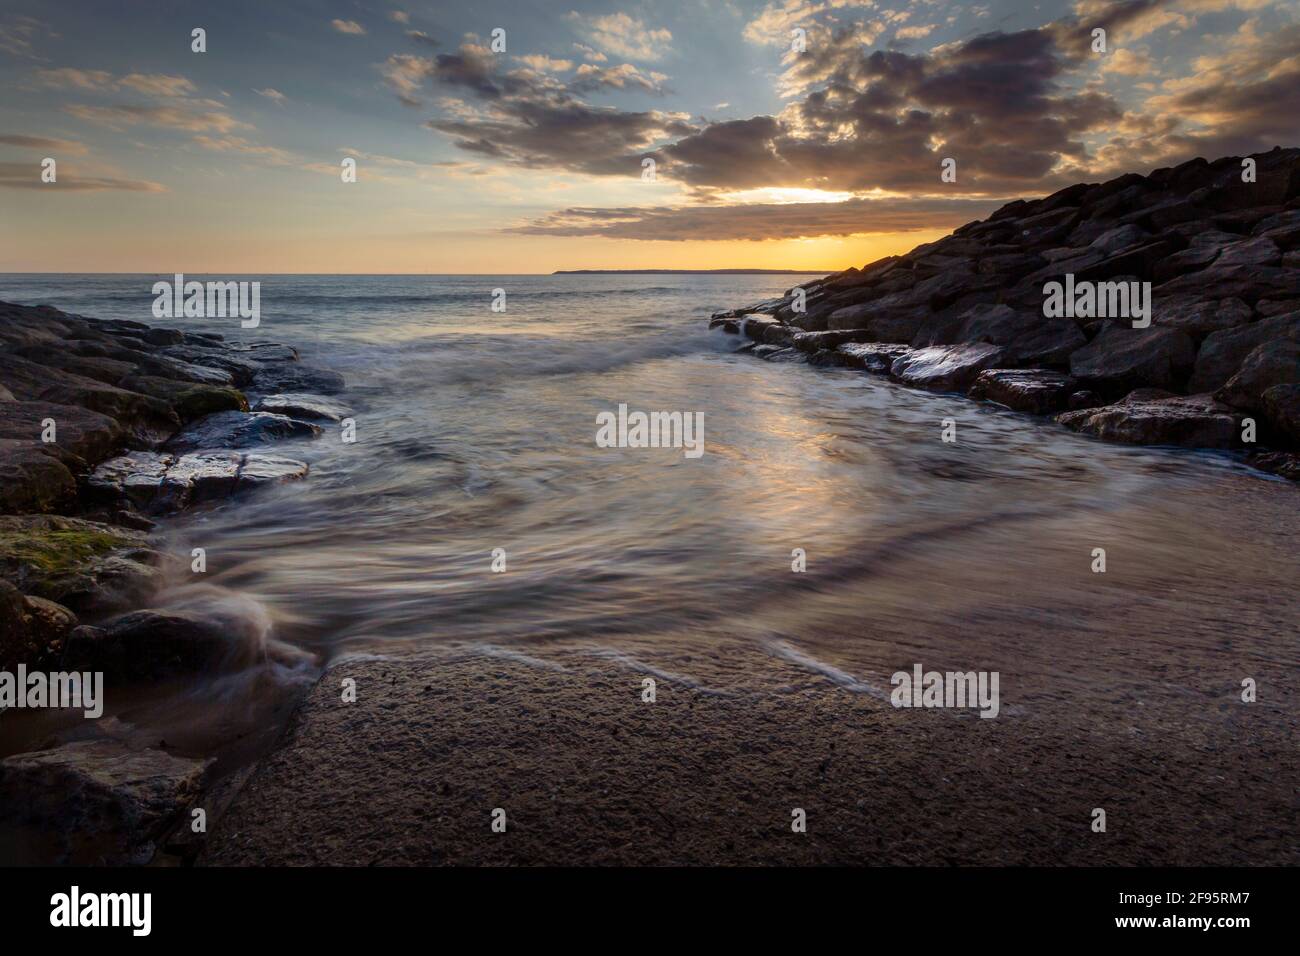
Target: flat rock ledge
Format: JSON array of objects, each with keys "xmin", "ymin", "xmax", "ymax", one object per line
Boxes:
[{"xmin": 711, "ymin": 147, "xmax": 1300, "ymax": 477}]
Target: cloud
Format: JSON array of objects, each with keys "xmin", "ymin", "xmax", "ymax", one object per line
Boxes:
[
  {"xmin": 390, "ymin": 11, "xmax": 410, "ymax": 24},
  {"xmin": 63, "ymin": 103, "xmax": 250, "ymax": 133},
  {"xmin": 516, "ymin": 55, "xmax": 574, "ymax": 72},
  {"xmin": 35, "ymin": 68, "xmax": 200, "ymax": 98},
  {"xmin": 0, "ymin": 161, "xmax": 166, "ymax": 192},
  {"xmin": 405, "ymin": 40, "xmax": 695, "ymax": 175},
  {"xmin": 191, "ymin": 134, "xmax": 295, "ymax": 164},
  {"xmin": 571, "ymin": 62, "xmax": 668, "ymax": 93},
  {"xmin": 511, "ymin": 196, "xmax": 1001, "ymax": 241},
  {"xmin": 34, "ymin": 67, "xmax": 115, "ymax": 91},
  {"xmin": 567, "ymin": 12, "xmax": 673, "ymax": 61},
  {"xmin": 255, "ymin": 87, "xmax": 287, "ymax": 103},
  {"xmin": 0, "ymin": 14, "xmax": 50, "ymax": 58},
  {"xmin": 0, "ymin": 134, "xmax": 87, "ymax": 154},
  {"xmin": 572, "ymin": 42, "xmax": 608, "ymax": 62},
  {"xmin": 331, "ymin": 19, "xmax": 367, "ymax": 35},
  {"xmin": 897, "ymin": 24, "xmax": 938, "ymax": 40},
  {"xmin": 119, "ymin": 73, "xmax": 197, "ymax": 97},
  {"xmin": 406, "ymin": 30, "xmax": 437, "ymax": 46}
]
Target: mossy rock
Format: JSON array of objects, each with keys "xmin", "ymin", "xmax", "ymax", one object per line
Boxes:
[
  {"xmin": 0, "ymin": 515, "xmax": 159, "ymax": 612},
  {"xmin": 118, "ymin": 375, "xmax": 248, "ymax": 423}
]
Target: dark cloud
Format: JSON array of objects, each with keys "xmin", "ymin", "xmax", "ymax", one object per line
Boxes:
[
  {"xmin": 510, "ymin": 196, "xmax": 1001, "ymax": 241},
  {"xmin": 661, "ymin": 25, "xmax": 1122, "ymax": 196},
  {"xmin": 400, "ymin": 41, "xmax": 695, "ymax": 176}
]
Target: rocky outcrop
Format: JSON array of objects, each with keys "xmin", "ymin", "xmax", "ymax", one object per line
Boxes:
[
  {"xmin": 0, "ymin": 741, "xmax": 210, "ymax": 865},
  {"xmin": 1057, "ymin": 391, "xmax": 1242, "ymax": 448},
  {"xmin": 709, "ymin": 147, "xmax": 1300, "ymax": 471},
  {"xmin": 0, "ymin": 299, "xmax": 349, "ymax": 864}
]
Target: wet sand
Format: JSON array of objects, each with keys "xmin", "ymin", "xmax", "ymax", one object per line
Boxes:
[{"xmin": 202, "ymin": 469, "xmax": 1300, "ymax": 866}]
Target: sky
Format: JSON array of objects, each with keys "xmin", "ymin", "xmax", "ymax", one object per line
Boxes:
[{"xmin": 1, "ymin": 0, "xmax": 1297, "ymax": 274}]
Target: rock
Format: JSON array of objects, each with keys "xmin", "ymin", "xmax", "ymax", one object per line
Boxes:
[
  {"xmin": 761, "ymin": 324, "xmax": 799, "ymax": 347},
  {"xmin": 0, "ymin": 384, "xmax": 12, "ymax": 402},
  {"xmin": 977, "ymin": 252, "xmax": 1045, "ymax": 277},
  {"xmin": 835, "ymin": 343, "xmax": 911, "ymax": 373},
  {"xmin": 941, "ymin": 304, "xmax": 1084, "ymax": 365},
  {"xmin": 1153, "ymin": 296, "xmax": 1253, "ymax": 337},
  {"xmin": 1189, "ymin": 311, "xmax": 1300, "ymax": 393},
  {"xmin": 0, "ymin": 442, "xmax": 76, "ymax": 514},
  {"xmin": 1157, "ymin": 264, "xmax": 1296, "ymax": 303},
  {"xmin": 0, "ymin": 581, "xmax": 76, "ymax": 671},
  {"xmin": 1214, "ymin": 341, "xmax": 1300, "ymax": 412},
  {"xmin": 0, "ymin": 355, "xmax": 178, "ymax": 446},
  {"xmin": 1214, "ymin": 236, "xmax": 1282, "ymax": 268},
  {"xmin": 891, "ymin": 343, "xmax": 1006, "ymax": 393},
  {"xmin": 1262, "ymin": 384, "xmax": 1300, "ymax": 442},
  {"xmin": 64, "ymin": 609, "xmax": 234, "ymax": 681},
  {"xmin": 10, "ymin": 347, "xmax": 138, "ymax": 386},
  {"xmin": 1068, "ymin": 389, "xmax": 1103, "ymax": 410},
  {"xmin": 1057, "ymin": 392, "xmax": 1241, "ymax": 448},
  {"xmin": 1068, "ymin": 322, "xmax": 1196, "ymax": 393},
  {"xmin": 89, "ymin": 450, "xmax": 308, "ymax": 513},
  {"xmin": 0, "ymin": 741, "xmax": 210, "ymax": 865},
  {"xmin": 0, "ymin": 514, "xmax": 159, "ymax": 614},
  {"xmin": 118, "ymin": 376, "xmax": 248, "ymax": 422},
  {"xmin": 252, "ymin": 393, "xmax": 351, "ymax": 422},
  {"xmin": 0, "ymin": 401, "xmax": 124, "ymax": 466},
  {"xmin": 790, "ymin": 329, "xmax": 878, "ymax": 353},
  {"xmin": 750, "ymin": 345, "xmax": 803, "ymax": 362},
  {"xmin": 1088, "ymin": 224, "xmax": 1148, "ymax": 254},
  {"xmin": 166, "ymin": 410, "xmax": 321, "ymax": 453},
  {"xmin": 739, "ymin": 315, "xmax": 781, "ymax": 341},
  {"xmin": 1247, "ymin": 450, "xmax": 1300, "ymax": 480},
  {"xmin": 969, "ymin": 369, "xmax": 1077, "ymax": 415},
  {"xmin": 1151, "ymin": 244, "xmax": 1221, "ymax": 284}
]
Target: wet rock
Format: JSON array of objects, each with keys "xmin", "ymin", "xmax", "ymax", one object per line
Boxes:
[
  {"xmin": 119, "ymin": 375, "xmax": 248, "ymax": 422},
  {"xmin": 253, "ymin": 392, "xmax": 351, "ymax": 422},
  {"xmin": 1247, "ymin": 450, "xmax": 1300, "ymax": 480},
  {"xmin": 739, "ymin": 314, "xmax": 781, "ymax": 341},
  {"xmin": 0, "ymin": 442, "xmax": 76, "ymax": 514},
  {"xmin": 0, "ymin": 355, "xmax": 178, "ymax": 446},
  {"xmin": 761, "ymin": 324, "xmax": 800, "ymax": 347},
  {"xmin": 0, "ymin": 514, "xmax": 159, "ymax": 614},
  {"xmin": 1214, "ymin": 341, "xmax": 1300, "ymax": 413},
  {"xmin": 0, "ymin": 401, "xmax": 124, "ymax": 467},
  {"xmin": 1087, "ymin": 224, "xmax": 1148, "ymax": 254},
  {"xmin": 751, "ymin": 344, "xmax": 803, "ymax": 362},
  {"xmin": 166, "ymin": 410, "xmax": 321, "ymax": 453},
  {"xmin": 65, "ymin": 609, "xmax": 235, "ymax": 681},
  {"xmin": 89, "ymin": 450, "xmax": 308, "ymax": 513},
  {"xmin": 891, "ymin": 343, "xmax": 1006, "ymax": 393},
  {"xmin": 0, "ymin": 581, "xmax": 77, "ymax": 670},
  {"xmin": 1057, "ymin": 392, "xmax": 1241, "ymax": 448},
  {"xmin": 1068, "ymin": 322, "xmax": 1196, "ymax": 394},
  {"xmin": 835, "ymin": 343, "xmax": 911, "ymax": 373},
  {"xmin": 1189, "ymin": 311, "xmax": 1300, "ymax": 393},
  {"xmin": 790, "ymin": 329, "xmax": 879, "ymax": 354},
  {"xmin": 969, "ymin": 369, "xmax": 1077, "ymax": 415},
  {"xmin": 0, "ymin": 741, "xmax": 210, "ymax": 865}
]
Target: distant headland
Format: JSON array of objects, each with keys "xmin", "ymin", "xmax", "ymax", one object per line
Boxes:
[{"xmin": 552, "ymin": 268, "xmax": 827, "ymax": 275}]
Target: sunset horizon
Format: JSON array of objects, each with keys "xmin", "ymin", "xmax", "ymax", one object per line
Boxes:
[{"xmin": 2, "ymin": 0, "xmax": 1299, "ymax": 930}]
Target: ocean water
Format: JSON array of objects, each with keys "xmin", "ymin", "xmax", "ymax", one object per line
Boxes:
[{"xmin": 0, "ymin": 274, "xmax": 1282, "ymax": 765}]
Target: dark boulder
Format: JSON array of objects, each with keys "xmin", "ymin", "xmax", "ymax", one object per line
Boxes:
[
  {"xmin": 1068, "ymin": 322, "xmax": 1196, "ymax": 393},
  {"xmin": 1057, "ymin": 391, "xmax": 1242, "ymax": 448},
  {"xmin": 969, "ymin": 369, "xmax": 1077, "ymax": 415}
]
